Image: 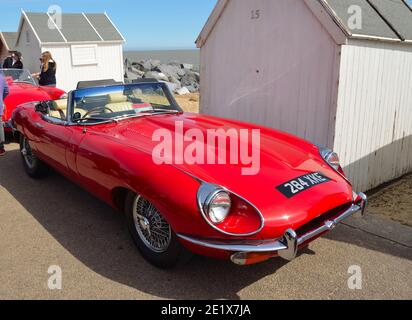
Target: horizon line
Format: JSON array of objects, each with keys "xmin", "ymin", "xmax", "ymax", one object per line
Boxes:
[{"xmin": 124, "ymin": 46, "xmax": 199, "ymax": 51}]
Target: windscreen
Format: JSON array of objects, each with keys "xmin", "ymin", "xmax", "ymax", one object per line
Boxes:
[
  {"xmin": 0, "ymin": 69, "xmax": 37, "ymax": 86},
  {"xmin": 71, "ymin": 82, "xmax": 181, "ymax": 123}
]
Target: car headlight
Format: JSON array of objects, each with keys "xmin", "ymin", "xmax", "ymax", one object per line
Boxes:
[
  {"xmin": 60, "ymin": 93, "xmax": 68, "ymax": 99},
  {"xmin": 198, "ymin": 184, "xmax": 231, "ymax": 225},
  {"xmin": 206, "ymin": 191, "xmax": 231, "ymax": 224},
  {"xmin": 318, "ymin": 146, "xmax": 345, "ymax": 176},
  {"xmin": 197, "ymin": 182, "xmax": 263, "ymax": 236}
]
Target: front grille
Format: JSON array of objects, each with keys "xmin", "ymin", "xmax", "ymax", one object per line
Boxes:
[{"xmin": 296, "ymin": 202, "xmax": 352, "ymax": 237}]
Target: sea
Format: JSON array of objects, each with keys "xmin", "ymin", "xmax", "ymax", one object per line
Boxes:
[{"xmin": 123, "ymin": 49, "xmax": 200, "ymax": 67}]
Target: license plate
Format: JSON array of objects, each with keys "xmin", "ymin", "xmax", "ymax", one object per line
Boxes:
[{"xmin": 276, "ymin": 172, "xmax": 331, "ymax": 198}]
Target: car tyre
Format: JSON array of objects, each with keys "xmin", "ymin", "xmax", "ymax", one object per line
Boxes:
[
  {"xmin": 20, "ymin": 135, "xmax": 49, "ymax": 179},
  {"xmin": 125, "ymin": 191, "xmax": 192, "ymax": 269}
]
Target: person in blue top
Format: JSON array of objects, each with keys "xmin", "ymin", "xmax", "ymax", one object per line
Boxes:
[{"xmin": 0, "ymin": 72, "xmax": 10, "ymax": 156}]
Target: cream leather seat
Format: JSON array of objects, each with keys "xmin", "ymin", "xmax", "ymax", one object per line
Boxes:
[
  {"xmin": 49, "ymin": 99, "xmax": 88, "ymax": 120},
  {"xmin": 48, "ymin": 99, "xmax": 68, "ymax": 119},
  {"xmin": 106, "ymin": 93, "xmax": 134, "ymax": 113}
]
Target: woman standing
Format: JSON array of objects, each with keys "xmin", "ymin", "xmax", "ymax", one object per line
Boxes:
[{"xmin": 33, "ymin": 52, "xmax": 57, "ymax": 87}]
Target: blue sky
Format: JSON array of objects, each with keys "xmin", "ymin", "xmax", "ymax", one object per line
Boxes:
[{"xmin": 0, "ymin": 0, "xmax": 218, "ymax": 50}]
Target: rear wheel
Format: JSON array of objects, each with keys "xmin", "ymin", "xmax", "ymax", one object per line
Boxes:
[
  {"xmin": 125, "ymin": 192, "xmax": 191, "ymax": 268},
  {"xmin": 20, "ymin": 135, "xmax": 49, "ymax": 179}
]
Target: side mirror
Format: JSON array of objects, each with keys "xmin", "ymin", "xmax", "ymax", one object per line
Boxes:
[
  {"xmin": 72, "ymin": 112, "xmax": 82, "ymax": 121},
  {"xmin": 35, "ymin": 101, "xmax": 49, "ymax": 114}
]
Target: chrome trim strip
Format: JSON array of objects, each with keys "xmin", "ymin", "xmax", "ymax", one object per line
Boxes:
[
  {"xmin": 41, "ymin": 114, "xmax": 68, "ymax": 126},
  {"xmin": 178, "ymin": 194, "xmax": 367, "ymax": 257},
  {"xmin": 178, "ymin": 234, "xmax": 287, "ymax": 253},
  {"xmin": 297, "ymin": 204, "xmax": 361, "ymax": 244}
]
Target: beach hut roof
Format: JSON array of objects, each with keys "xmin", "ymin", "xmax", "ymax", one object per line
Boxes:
[
  {"xmin": 196, "ymin": 0, "xmax": 412, "ymax": 47},
  {"xmin": 16, "ymin": 11, "xmax": 125, "ymax": 45},
  {"xmin": 0, "ymin": 32, "xmax": 18, "ymax": 51}
]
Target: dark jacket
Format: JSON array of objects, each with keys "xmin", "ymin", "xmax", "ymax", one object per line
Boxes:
[
  {"xmin": 2, "ymin": 57, "xmax": 13, "ymax": 69},
  {"xmin": 39, "ymin": 61, "xmax": 57, "ymax": 86},
  {"xmin": 2, "ymin": 57, "xmax": 23, "ymax": 69},
  {"xmin": 12, "ymin": 60, "xmax": 23, "ymax": 69}
]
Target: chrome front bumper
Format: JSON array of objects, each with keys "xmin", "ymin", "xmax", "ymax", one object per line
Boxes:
[{"xmin": 178, "ymin": 193, "xmax": 367, "ymax": 264}]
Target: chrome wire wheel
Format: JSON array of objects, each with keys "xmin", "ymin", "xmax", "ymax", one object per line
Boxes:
[
  {"xmin": 21, "ymin": 137, "xmax": 36, "ymax": 169},
  {"xmin": 132, "ymin": 195, "xmax": 172, "ymax": 253}
]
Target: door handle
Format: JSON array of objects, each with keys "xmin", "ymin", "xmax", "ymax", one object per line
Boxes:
[{"xmin": 35, "ymin": 122, "xmax": 44, "ymax": 129}]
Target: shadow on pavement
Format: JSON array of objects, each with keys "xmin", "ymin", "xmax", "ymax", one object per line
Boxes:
[
  {"xmin": 0, "ymin": 147, "xmax": 292, "ymax": 299},
  {"xmin": 0, "ymin": 146, "xmax": 410, "ymax": 299}
]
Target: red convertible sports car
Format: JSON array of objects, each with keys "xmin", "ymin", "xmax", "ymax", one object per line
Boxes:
[
  {"xmin": 1, "ymin": 69, "xmax": 66, "ymax": 132},
  {"xmin": 11, "ymin": 81, "xmax": 367, "ymax": 268}
]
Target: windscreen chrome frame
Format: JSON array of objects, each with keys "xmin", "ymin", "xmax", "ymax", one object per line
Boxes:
[{"xmin": 65, "ymin": 82, "xmax": 183, "ymax": 126}]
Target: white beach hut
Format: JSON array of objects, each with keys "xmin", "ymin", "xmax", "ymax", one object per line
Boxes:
[
  {"xmin": 197, "ymin": 0, "xmax": 412, "ymax": 191},
  {"xmin": 0, "ymin": 32, "xmax": 18, "ymax": 62},
  {"xmin": 12, "ymin": 11, "xmax": 125, "ymax": 91}
]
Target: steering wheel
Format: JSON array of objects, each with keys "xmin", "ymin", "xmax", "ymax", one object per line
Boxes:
[{"xmin": 82, "ymin": 106, "xmax": 114, "ymax": 119}]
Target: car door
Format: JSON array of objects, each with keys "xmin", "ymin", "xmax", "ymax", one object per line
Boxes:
[
  {"xmin": 33, "ymin": 100, "xmax": 73, "ymax": 176},
  {"xmin": 67, "ymin": 125, "xmax": 121, "ymax": 203}
]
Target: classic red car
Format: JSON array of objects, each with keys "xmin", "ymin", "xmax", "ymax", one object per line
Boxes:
[
  {"xmin": 11, "ymin": 82, "xmax": 367, "ymax": 268},
  {"xmin": 1, "ymin": 69, "xmax": 66, "ymax": 132}
]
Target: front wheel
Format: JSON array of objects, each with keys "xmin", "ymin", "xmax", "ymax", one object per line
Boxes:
[
  {"xmin": 20, "ymin": 135, "xmax": 49, "ymax": 179},
  {"xmin": 125, "ymin": 192, "xmax": 191, "ymax": 269}
]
